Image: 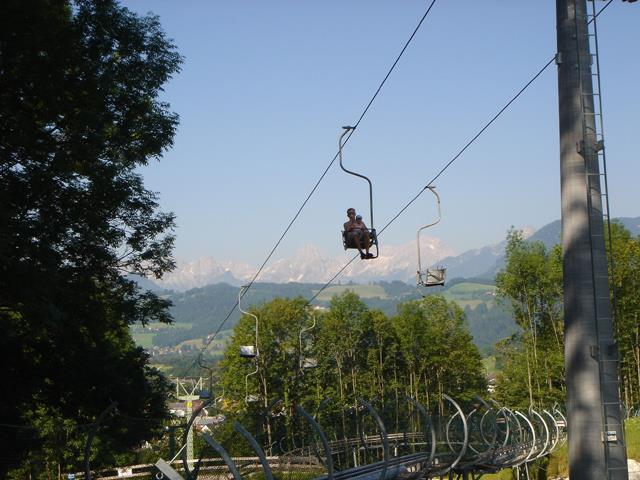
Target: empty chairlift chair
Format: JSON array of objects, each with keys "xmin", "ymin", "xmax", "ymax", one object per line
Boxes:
[
  {"xmin": 299, "ymin": 310, "xmax": 317, "ymax": 371},
  {"xmin": 238, "ymin": 285, "xmax": 259, "ymax": 359},
  {"xmin": 417, "ymin": 186, "xmax": 446, "ymax": 288},
  {"xmin": 237, "ymin": 285, "xmax": 260, "ymax": 403},
  {"xmin": 240, "ymin": 345, "xmax": 256, "ymax": 358}
]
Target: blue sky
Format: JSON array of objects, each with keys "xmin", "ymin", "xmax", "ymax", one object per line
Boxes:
[{"xmin": 124, "ymin": 1, "xmax": 639, "ymax": 266}]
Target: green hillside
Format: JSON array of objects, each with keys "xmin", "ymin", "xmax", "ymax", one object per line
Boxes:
[
  {"xmin": 313, "ymin": 284, "xmax": 388, "ymax": 301},
  {"xmin": 131, "ymin": 280, "xmax": 518, "ymax": 362},
  {"xmin": 442, "ymin": 281, "xmax": 497, "ymax": 308}
]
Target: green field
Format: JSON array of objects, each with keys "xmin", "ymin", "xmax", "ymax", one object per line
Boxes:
[
  {"xmin": 627, "ymin": 417, "xmax": 640, "ymax": 461},
  {"xmin": 130, "ymin": 322, "xmax": 193, "ymax": 348},
  {"xmin": 450, "ymin": 282, "xmax": 495, "ymax": 293},
  {"xmin": 444, "ymin": 282, "xmax": 496, "ymax": 296},
  {"xmin": 442, "ymin": 282, "xmax": 497, "ymax": 308},
  {"xmin": 132, "ymin": 333, "xmax": 155, "ymax": 349},
  {"xmin": 313, "ymin": 284, "xmax": 388, "ymax": 302},
  {"xmin": 482, "ymin": 356, "xmax": 498, "ymax": 378},
  {"xmin": 454, "ymin": 299, "xmax": 486, "ymax": 308},
  {"xmin": 176, "ymin": 333, "xmax": 230, "ymax": 353},
  {"xmin": 130, "ymin": 322, "xmax": 193, "ymax": 333}
]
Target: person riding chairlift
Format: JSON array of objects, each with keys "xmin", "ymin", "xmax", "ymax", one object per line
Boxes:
[{"xmin": 343, "ymin": 208, "xmax": 374, "ymax": 259}]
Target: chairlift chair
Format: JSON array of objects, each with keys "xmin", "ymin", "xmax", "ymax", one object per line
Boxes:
[
  {"xmin": 418, "ymin": 266, "xmax": 446, "ymax": 287},
  {"xmin": 244, "ymin": 363, "xmax": 259, "ymax": 405},
  {"xmin": 237, "ymin": 285, "xmax": 261, "ymax": 404},
  {"xmin": 299, "ymin": 311, "xmax": 317, "ymax": 370},
  {"xmin": 417, "ymin": 186, "xmax": 446, "ymax": 287},
  {"xmin": 301, "ymin": 358, "xmax": 318, "ymax": 369},
  {"xmin": 238, "ymin": 285, "xmax": 259, "ymax": 359},
  {"xmin": 240, "ymin": 345, "xmax": 257, "ymax": 358},
  {"xmin": 338, "ymin": 126, "xmax": 379, "ymax": 259}
]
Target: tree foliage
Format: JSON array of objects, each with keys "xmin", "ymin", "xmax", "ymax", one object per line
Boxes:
[
  {"xmin": 216, "ymin": 292, "xmax": 487, "ymax": 454},
  {"xmin": 608, "ymin": 221, "xmax": 640, "ymax": 407},
  {"xmin": 494, "ymin": 223, "xmax": 640, "ymax": 409},
  {"xmin": 494, "ymin": 230, "xmax": 565, "ymax": 408},
  {"xmin": 0, "ymin": 0, "xmax": 181, "ymax": 476}
]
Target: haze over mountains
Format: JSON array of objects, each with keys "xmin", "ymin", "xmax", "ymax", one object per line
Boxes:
[
  {"xmin": 155, "ymin": 236, "xmax": 455, "ymax": 290},
  {"xmin": 149, "ymin": 217, "xmax": 640, "ymax": 291}
]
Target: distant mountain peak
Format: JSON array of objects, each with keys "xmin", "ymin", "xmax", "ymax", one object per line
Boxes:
[
  {"xmin": 145, "ymin": 217, "xmax": 640, "ymax": 291},
  {"xmin": 521, "ymin": 225, "xmax": 536, "ymax": 239},
  {"xmin": 153, "ymin": 237, "xmax": 453, "ymax": 290}
]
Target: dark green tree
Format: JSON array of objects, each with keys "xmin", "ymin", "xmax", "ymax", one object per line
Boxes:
[
  {"xmin": 218, "ymin": 296, "xmax": 313, "ymax": 455},
  {"xmin": 608, "ymin": 221, "xmax": 640, "ymax": 407},
  {"xmin": 494, "ymin": 224, "xmax": 640, "ymax": 409},
  {"xmin": 0, "ymin": 0, "xmax": 181, "ymax": 476},
  {"xmin": 313, "ymin": 292, "xmax": 378, "ymax": 439},
  {"xmin": 494, "ymin": 230, "xmax": 565, "ymax": 408},
  {"xmin": 392, "ymin": 295, "xmax": 487, "ymax": 410},
  {"xmin": 215, "ymin": 291, "xmax": 487, "ymax": 457}
]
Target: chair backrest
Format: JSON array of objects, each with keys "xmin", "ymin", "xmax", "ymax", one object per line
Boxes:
[
  {"xmin": 418, "ymin": 267, "xmax": 446, "ymax": 287},
  {"xmin": 426, "ymin": 268, "xmax": 446, "ymax": 285},
  {"xmin": 240, "ymin": 345, "xmax": 257, "ymax": 358}
]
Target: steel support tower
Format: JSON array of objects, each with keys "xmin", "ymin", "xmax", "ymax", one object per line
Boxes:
[
  {"xmin": 556, "ymin": 1, "xmax": 628, "ymax": 478},
  {"xmin": 175, "ymin": 377, "xmax": 204, "ymax": 466}
]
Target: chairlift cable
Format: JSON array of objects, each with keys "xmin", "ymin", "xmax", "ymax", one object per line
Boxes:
[
  {"xmin": 187, "ymin": 1, "xmax": 440, "ymax": 368},
  {"xmin": 237, "ymin": 0, "xmax": 438, "ymax": 288},
  {"xmin": 189, "ymin": 56, "xmax": 556, "ymax": 375},
  {"xmin": 353, "ymin": 0, "xmax": 438, "ymax": 130},
  {"xmin": 267, "ymin": 55, "xmax": 568, "ymax": 314},
  {"xmin": 379, "ymin": 56, "xmax": 556, "ymax": 236},
  {"xmin": 188, "ymin": 56, "xmax": 555, "ymax": 375},
  {"xmin": 190, "ymin": 0, "xmax": 614, "ymax": 375},
  {"xmin": 375, "ymin": 0, "xmax": 612, "ymax": 236}
]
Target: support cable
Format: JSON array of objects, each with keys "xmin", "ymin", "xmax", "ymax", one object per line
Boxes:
[
  {"xmin": 189, "ymin": 1, "xmax": 440, "ymax": 363},
  {"xmin": 305, "ymin": 57, "xmax": 556, "ymax": 305},
  {"xmin": 190, "ymin": 0, "xmax": 614, "ymax": 375},
  {"xmin": 307, "ymin": 0, "xmax": 614, "ymax": 305},
  {"xmin": 193, "ymin": 51, "xmax": 555, "ymax": 374}
]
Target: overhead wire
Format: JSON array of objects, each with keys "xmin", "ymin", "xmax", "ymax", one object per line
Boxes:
[
  {"xmin": 2, "ymin": 1, "xmax": 620, "ymax": 440},
  {"xmin": 188, "ymin": 52, "xmax": 554, "ymax": 374},
  {"xmin": 186, "ymin": 0, "xmax": 615, "ymax": 375},
  {"xmin": 304, "ymin": 0, "xmax": 615, "ymax": 306},
  {"xmin": 305, "ymin": 60, "xmax": 556, "ymax": 306},
  {"xmin": 378, "ymin": 56, "xmax": 556, "ymax": 234},
  {"xmin": 186, "ymin": 0, "xmax": 440, "ymax": 367},
  {"xmin": 374, "ymin": 0, "xmax": 613, "ymax": 235}
]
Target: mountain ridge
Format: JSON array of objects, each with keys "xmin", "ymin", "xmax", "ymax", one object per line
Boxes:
[{"xmin": 142, "ymin": 217, "xmax": 640, "ymax": 291}]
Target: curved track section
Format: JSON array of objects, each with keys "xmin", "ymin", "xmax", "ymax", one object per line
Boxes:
[{"xmin": 161, "ymin": 396, "xmax": 567, "ymax": 480}]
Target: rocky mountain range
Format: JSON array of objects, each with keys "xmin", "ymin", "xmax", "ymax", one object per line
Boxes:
[
  {"xmin": 151, "ymin": 235, "xmax": 455, "ymax": 291},
  {"xmin": 145, "ymin": 217, "xmax": 640, "ymax": 291}
]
